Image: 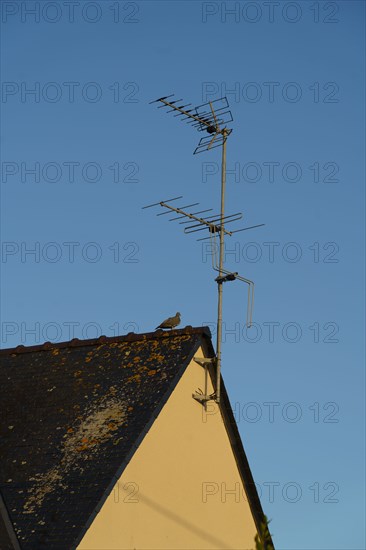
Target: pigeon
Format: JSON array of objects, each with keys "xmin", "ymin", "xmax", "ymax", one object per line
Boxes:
[{"xmin": 156, "ymin": 312, "xmax": 181, "ymax": 330}]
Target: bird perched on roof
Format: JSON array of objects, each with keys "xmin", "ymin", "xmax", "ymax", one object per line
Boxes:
[{"xmin": 156, "ymin": 312, "xmax": 181, "ymax": 330}]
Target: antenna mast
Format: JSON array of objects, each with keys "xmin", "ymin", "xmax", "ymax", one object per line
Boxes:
[
  {"xmin": 145, "ymin": 94, "xmax": 263, "ymax": 403},
  {"xmin": 216, "ymin": 126, "xmax": 228, "ymax": 402}
]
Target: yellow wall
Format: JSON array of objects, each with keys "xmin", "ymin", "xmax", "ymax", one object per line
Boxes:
[{"xmin": 78, "ymin": 347, "xmax": 258, "ymax": 549}]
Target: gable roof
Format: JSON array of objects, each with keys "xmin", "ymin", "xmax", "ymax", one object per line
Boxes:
[{"xmin": 0, "ymin": 327, "xmax": 272, "ymax": 549}]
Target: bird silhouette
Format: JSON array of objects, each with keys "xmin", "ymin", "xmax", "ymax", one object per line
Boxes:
[{"xmin": 156, "ymin": 312, "xmax": 181, "ymax": 330}]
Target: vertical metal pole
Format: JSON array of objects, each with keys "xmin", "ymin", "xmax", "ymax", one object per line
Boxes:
[{"xmin": 216, "ymin": 128, "xmax": 227, "ymax": 403}]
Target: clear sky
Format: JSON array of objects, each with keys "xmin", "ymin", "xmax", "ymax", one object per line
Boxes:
[{"xmin": 1, "ymin": 1, "xmax": 365, "ymax": 548}]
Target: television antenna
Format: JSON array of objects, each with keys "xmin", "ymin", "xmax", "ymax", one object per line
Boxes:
[{"xmin": 143, "ymin": 94, "xmax": 264, "ymax": 404}]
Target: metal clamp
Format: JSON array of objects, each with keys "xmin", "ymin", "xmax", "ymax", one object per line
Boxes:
[{"xmin": 192, "ymin": 357, "xmax": 217, "ymax": 406}]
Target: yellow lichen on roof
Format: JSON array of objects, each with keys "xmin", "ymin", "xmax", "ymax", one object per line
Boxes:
[
  {"xmin": 126, "ymin": 374, "xmax": 141, "ymax": 384},
  {"xmin": 23, "ymin": 391, "xmax": 127, "ymax": 515}
]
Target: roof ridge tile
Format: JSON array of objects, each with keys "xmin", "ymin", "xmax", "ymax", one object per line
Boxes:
[{"xmin": 0, "ymin": 326, "xmax": 211, "ymax": 355}]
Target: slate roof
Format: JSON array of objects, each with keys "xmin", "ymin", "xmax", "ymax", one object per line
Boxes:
[{"xmin": 0, "ymin": 326, "xmax": 272, "ymax": 549}]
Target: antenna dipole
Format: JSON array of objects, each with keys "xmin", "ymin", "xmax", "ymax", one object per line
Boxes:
[{"xmin": 145, "ymin": 94, "xmax": 263, "ymax": 404}]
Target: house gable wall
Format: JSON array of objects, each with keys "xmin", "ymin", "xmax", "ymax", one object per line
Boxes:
[{"xmin": 78, "ymin": 346, "xmax": 257, "ymax": 549}]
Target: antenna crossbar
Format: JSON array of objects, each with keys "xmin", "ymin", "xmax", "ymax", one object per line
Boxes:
[
  {"xmin": 184, "ymin": 213, "xmax": 242, "ymax": 233},
  {"xmin": 142, "ymin": 196, "xmax": 183, "ymax": 209},
  {"xmin": 157, "ymin": 98, "xmax": 216, "ymax": 131},
  {"xmin": 158, "ymin": 201, "xmax": 233, "ymax": 237},
  {"xmin": 169, "ymin": 208, "xmax": 213, "ymax": 221},
  {"xmin": 156, "ymin": 202, "xmax": 199, "ymax": 216}
]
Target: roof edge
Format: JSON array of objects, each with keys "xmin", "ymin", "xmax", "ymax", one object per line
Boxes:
[
  {"xmin": 0, "ymin": 326, "xmax": 212, "ymax": 356},
  {"xmin": 0, "ymin": 492, "xmax": 21, "ymax": 550},
  {"xmin": 218, "ymin": 378, "xmax": 275, "ymax": 548}
]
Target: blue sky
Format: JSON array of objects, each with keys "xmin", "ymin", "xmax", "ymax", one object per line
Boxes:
[{"xmin": 1, "ymin": 1, "xmax": 365, "ymax": 548}]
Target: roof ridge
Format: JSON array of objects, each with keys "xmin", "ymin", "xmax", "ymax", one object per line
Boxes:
[{"xmin": 0, "ymin": 326, "xmax": 212, "ymax": 356}]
